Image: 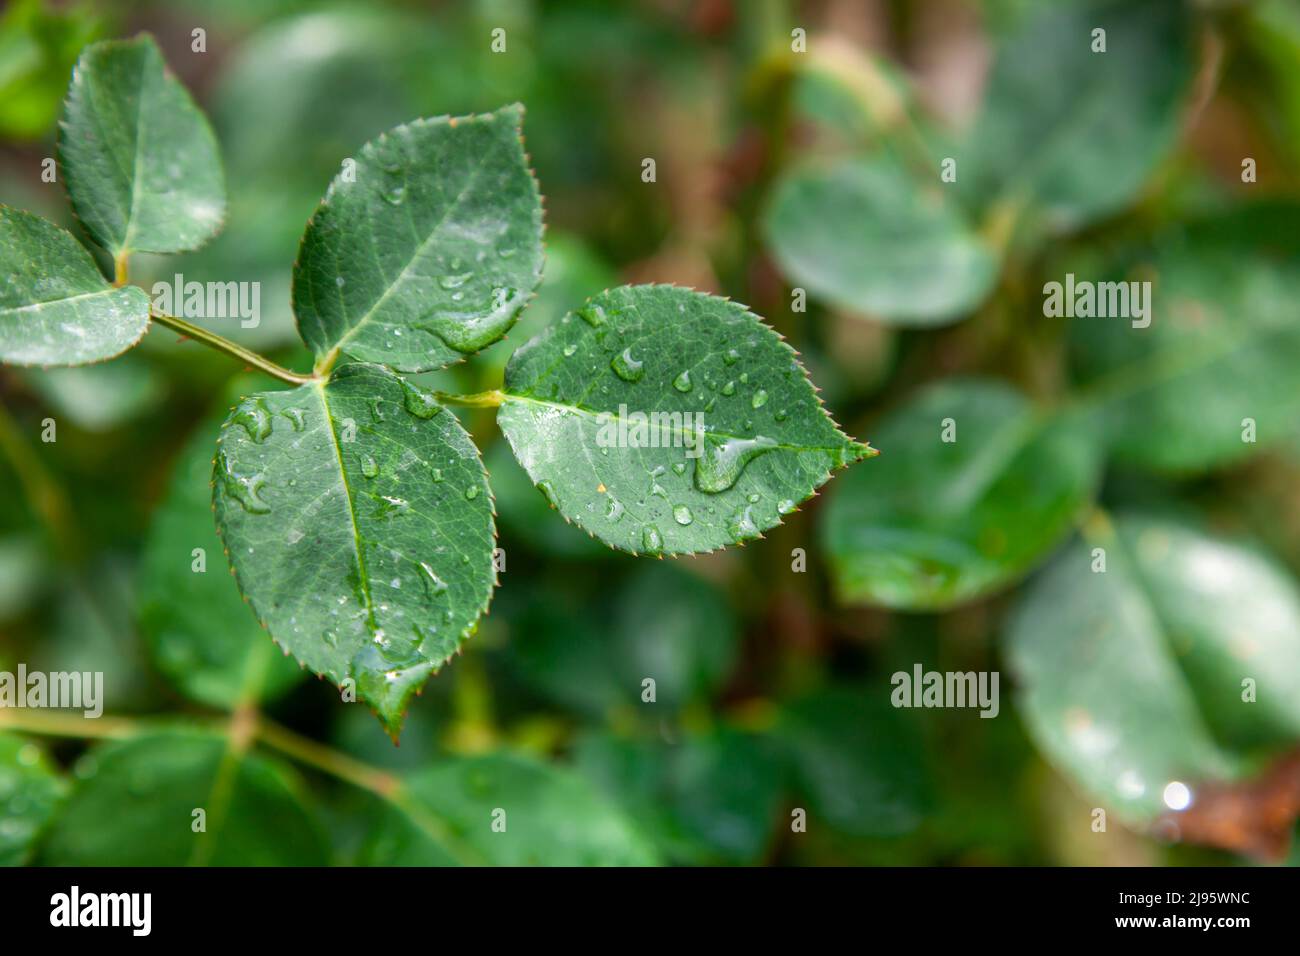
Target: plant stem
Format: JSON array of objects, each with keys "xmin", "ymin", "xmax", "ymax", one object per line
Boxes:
[
  {"xmin": 253, "ymin": 716, "xmax": 400, "ymax": 798},
  {"xmin": 0, "ymin": 708, "xmax": 221, "ymax": 740},
  {"xmin": 149, "ymin": 311, "xmax": 317, "ymax": 385},
  {"xmin": 113, "ymin": 253, "xmax": 129, "ymax": 287},
  {"xmin": 435, "ymin": 388, "xmax": 504, "ymax": 408}
]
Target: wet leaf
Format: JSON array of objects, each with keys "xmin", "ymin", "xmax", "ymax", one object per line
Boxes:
[
  {"xmin": 293, "ymin": 104, "xmax": 543, "ymax": 373},
  {"xmin": 211, "ymin": 363, "xmax": 496, "ymax": 738},
  {"xmin": 0, "ymin": 205, "xmax": 150, "ymax": 366},
  {"xmin": 497, "ymin": 285, "xmax": 873, "ymax": 555}
]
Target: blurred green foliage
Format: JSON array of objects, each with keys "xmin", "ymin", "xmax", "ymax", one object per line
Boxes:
[{"xmin": 3, "ymin": 0, "xmax": 1300, "ymax": 867}]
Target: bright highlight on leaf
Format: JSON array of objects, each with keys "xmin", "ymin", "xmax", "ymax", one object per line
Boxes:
[
  {"xmin": 293, "ymin": 105, "xmax": 544, "ymax": 373},
  {"xmin": 0, "ymin": 205, "xmax": 150, "ymax": 366},
  {"xmin": 59, "ymin": 34, "xmax": 226, "ymax": 256},
  {"xmin": 765, "ymin": 155, "xmax": 997, "ymax": 325},
  {"xmin": 1005, "ymin": 514, "xmax": 1300, "ymax": 824},
  {"xmin": 497, "ymin": 284, "xmax": 874, "ymax": 556}
]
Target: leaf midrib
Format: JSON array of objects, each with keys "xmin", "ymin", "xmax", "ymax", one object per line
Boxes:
[
  {"xmin": 323, "ymin": 137, "xmax": 497, "ymax": 360},
  {"xmin": 316, "ymin": 380, "xmax": 377, "ymax": 631},
  {"xmin": 501, "ymin": 392, "xmax": 859, "ymax": 454}
]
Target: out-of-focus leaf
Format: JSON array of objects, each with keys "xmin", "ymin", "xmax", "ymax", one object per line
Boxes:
[
  {"xmin": 359, "ymin": 752, "xmax": 658, "ymax": 866},
  {"xmin": 0, "ymin": 0, "xmax": 100, "ymax": 140},
  {"xmin": 508, "ymin": 564, "xmax": 738, "ymax": 718},
  {"xmin": 574, "ymin": 727, "xmax": 783, "ymax": 865},
  {"xmin": 822, "ymin": 379, "xmax": 1099, "ymax": 610},
  {"xmin": 1004, "ymin": 513, "xmax": 1300, "ymax": 824},
  {"xmin": 774, "ymin": 686, "xmax": 932, "ymax": 837},
  {"xmin": 960, "ymin": 0, "xmax": 1192, "ymax": 233},
  {"xmin": 20, "ymin": 356, "xmax": 163, "ymax": 431},
  {"xmin": 0, "ymin": 206, "xmax": 150, "ymax": 366},
  {"xmin": 0, "ymin": 534, "xmax": 44, "ymax": 620},
  {"xmin": 1070, "ymin": 207, "xmax": 1300, "ymax": 473},
  {"xmin": 139, "ymin": 393, "xmax": 304, "ymax": 710},
  {"xmin": 212, "ymin": 364, "xmax": 496, "ymax": 739},
  {"xmin": 292, "ymin": 105, "xmax": 544, "ymax": 373},
  {"xmin": 498, "ymin": 285, "xmax": 873, "ymax": 556},
  {"xmin": 764, "ymin": 155, "xmax": 997, "ymax": 325},
  {"xmin": 59, "ymin": 35, "xmax": 225, "ymax": 256},
  {"xmin": 1244, "ymin": 0, "xmax": 1300, "ymax": 166},
  {"xmin": 39, "ymin": 731, "xmax": 328, "ymax": 865},
  {"xmin": 0, "ymin": 733, "xmax": 65, "ymax": 866}
]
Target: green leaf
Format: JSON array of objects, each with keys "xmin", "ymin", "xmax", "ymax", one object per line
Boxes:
[
  {"xmin": 39, "ymin": 731, "xmax": 328, "ymax": 865},
  {"xmin": 486, "ymin": 438, "xmax": 605, "ymax": 558},
  {"xmin": 360, "ymin": 752, "xmax": 659, "ymax": 865},
  {"xmin": 1004, "ymin": 513, "xmax": 1300, "ymax": 824},
  {"xmin": 574, "ymin": 728, "xmax": 783, "ymax": 865},
  {"xmin": 293, "ymin": 104, "xmax": 544, "ymax": 373},
  {"xmin": 0, "ymin": 205, "xmax": 150, "ymax": 366},
  {"xmin": 18, "ymin": 355, "xmax": 163, "ymax": 430},
  {"xmin": 959, "ymin": 0, "xmax": 1192, "ymax": 233},
  {"xmin": 139, "ymin": 392, "xmax": 305, "ymax": 710},
  {"xmin": 497, "ymin": 284, "xmax": 873, "ymax": 556},
  {"xmin": 507, "ymin": 564, "xmax": 738, "ymax": 717},
  {"xmin": 774, "ymin": 686, "xmax": 931, "ymax": 837},
  {"xmin": 764, "ymin": 155, "xmax": 997, "ymax": 325},
  {"xmin": 1070, "ymin": 207, "xmax": 1300, "ymax": 473},
  {"xmin": 0, "ymin": 733, "xmax": 65, "ymax": 867},
  {"xmin": 59, "ymin": 34, "xmax": 225, "ymax": 256},
  {"xmin": 211, "ymin": 363, "xmax": 496, "ymax": 738},
  {"xmin": 821, "ymin": 379, "xmax": 1099, "ymax": 610}
]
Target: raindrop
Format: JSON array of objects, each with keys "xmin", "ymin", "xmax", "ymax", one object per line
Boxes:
[
  {"xmin": 360, "ymin": 454, "xmax": 379, "ymax": 478},
  {"xmin": 673, "ymin": 370, "xmax": 693, "ymax": 392},
  {"xmin": 232, "ymin": 397, "xmax": 272, "ymax": 443},
  {"xmin": 280, "ymin": 407, "xmax": 306, "ymax": 431},
  {"xmin": 465, "ymin": 485, "xmax": 480, "ymax": 500},
  {"xmin": 641, "ymin": 525, "xmax": 663, "ymax": 555},
  {"xmin": 400, "ymin": 379, "xmax": 442, "ymax": 419},
  {"xmin": 694, "ymin": 435, "xmax": 778, "ymax": 493},
  {"xmin": 728, "ymin": 505, "xmax": 760, "ymax": 541},
  {"xmin": 721, "ymin": 380, "xmax": 736, "ymax": 396},
  {"xmin": 577, "ymin": 304, "xmax": 607, "ymax": 327},
  {"xmin": 611, "ymin": 347, "xmax": 644, "ymax": 382},
  {"xmin": 751, "ymin": 389, "xmax": 769, "ymax": 409},
  {"xmin": 217, "ymin": 451, "xmax": 271, "ymax": 514},
  {"xmin": 672, "ymin": 504, "xmax": 694, "ymax": 526}
]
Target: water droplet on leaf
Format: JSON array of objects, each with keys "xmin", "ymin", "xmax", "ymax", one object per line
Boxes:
[{"xmin": 611, "ymin": 347, "xmax": 644, "ymax": 382}]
